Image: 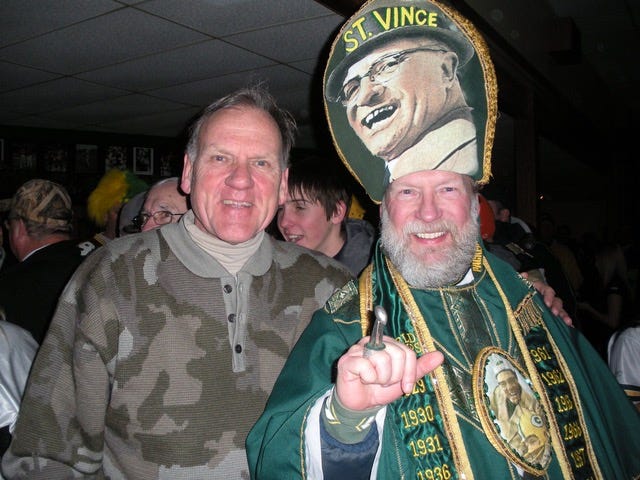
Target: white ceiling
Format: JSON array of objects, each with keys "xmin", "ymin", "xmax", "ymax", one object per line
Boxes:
[
  {"xmin": 1, "ymin": 0, "xmax": 639, "ymax": 144},
  {"xmin": 0, "ymin": 0, "xmax": 344, "ymax": 139}
]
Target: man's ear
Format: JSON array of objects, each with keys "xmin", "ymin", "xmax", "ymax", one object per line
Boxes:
[
  {"xmin": 180, "ymin": 153, "xmax": 192, "ymax": 194},
  {"xmin": 14, "ymin": 218, "xmax": 27, "ymax": 237},
  {"xmin": 331, "ymin": 200, "xmax": 348, "ymax": 224},
  {"xmin": 441, "ymin": 52, "xmax": 459, "ymax": 84},
  {"xmin": 278, "ymin": 167, "xmax": 289, "ymax": 206}
]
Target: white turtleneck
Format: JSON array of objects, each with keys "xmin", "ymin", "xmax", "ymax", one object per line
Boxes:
[{"xmin": 183, "ymin": 211, "xmax": 263, "ymax": 275}]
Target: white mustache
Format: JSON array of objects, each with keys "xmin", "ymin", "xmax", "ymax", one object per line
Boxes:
[{"xmin": 403, "ymin": 221, "xmax": 457, "ymax": 237}]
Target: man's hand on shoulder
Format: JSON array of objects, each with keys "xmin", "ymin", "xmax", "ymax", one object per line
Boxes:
[{"xmin": 521, "ymin": 272, "xmax": 573, "ymax": 327}]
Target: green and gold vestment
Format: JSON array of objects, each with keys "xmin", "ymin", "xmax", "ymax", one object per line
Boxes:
[{"xmin": 248, "ymin": 243, "xmax": 640, "ymax": 479}]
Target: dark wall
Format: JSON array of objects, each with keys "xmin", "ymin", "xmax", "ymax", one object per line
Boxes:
[{"xmin": 0, "ymin": 126, "xmax": 186, "ymax": 203}]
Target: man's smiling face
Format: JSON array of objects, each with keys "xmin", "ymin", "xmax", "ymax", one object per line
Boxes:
[
  {"xmin": 180, "ymin": 106, "xmax": 287, "ymax": 245},
  {"xmin": 343, "ymin": 38, "xmax": 457, "ymax": 161}
]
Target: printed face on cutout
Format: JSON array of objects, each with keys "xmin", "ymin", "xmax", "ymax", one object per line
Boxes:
[{"xmin": 342, "ymin": 38, "xmax": 458, "ymax": 162}]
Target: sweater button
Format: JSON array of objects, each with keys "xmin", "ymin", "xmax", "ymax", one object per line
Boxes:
[
  {"xmin": 223, "ymin": 284, "xmax": 233, "ymax": 294},
  {"xmin": 235, "ymin": 344, "xmax": 242, "ymax": 353},
  {"xmin": 228, "ymin": 313, "xmax": 236, "ymax": 323}
]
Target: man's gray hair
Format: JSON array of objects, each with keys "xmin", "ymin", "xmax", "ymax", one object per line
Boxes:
[{"xmin": 185, "ymin": 86, "xmax": 297, "ymax": 170}]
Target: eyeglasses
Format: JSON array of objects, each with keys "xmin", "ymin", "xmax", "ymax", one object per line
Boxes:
[
  {"xmin": 133, "ymin": 210, "xmax": 185, "ymax": 228},
  {"xmin": 336, "ymin": 47, "xmax": 447, "ymax": 106}
]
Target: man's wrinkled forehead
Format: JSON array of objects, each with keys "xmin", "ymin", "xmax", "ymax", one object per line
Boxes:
[
  {"xmin": 386, "ymin": 169, "xmax": 471, "ymax": 192},
  {"xmin": 199, "ymin": 106, "xmax": 284, "ymax": 159},
  {"xmin": 145, "ymin": 183, "xmax": 176, "ymax": 206}
]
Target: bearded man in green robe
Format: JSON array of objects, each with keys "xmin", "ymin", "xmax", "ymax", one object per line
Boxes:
[{"xmin": 247, "ymin": 1, "xmax": 640, "ymax": 478}]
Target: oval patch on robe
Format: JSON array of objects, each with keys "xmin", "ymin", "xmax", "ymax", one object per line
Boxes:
[{"xmin": 473, "ymin": 347, "xmax": 552, "ymax": 475}]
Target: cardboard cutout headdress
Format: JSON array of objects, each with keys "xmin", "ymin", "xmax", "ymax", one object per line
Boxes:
[{"xmin": 324, "ymin": 0, "xmax": 497, "ymax": 203}]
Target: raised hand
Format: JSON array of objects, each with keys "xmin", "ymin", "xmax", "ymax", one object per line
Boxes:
[{"xmin": 335, "ymin": 336, "xmax": 444, "ymax": 411}]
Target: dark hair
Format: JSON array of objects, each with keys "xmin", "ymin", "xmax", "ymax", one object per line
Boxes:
[
  {"xmin": 185, "ymin": 85, "xmax": 297, "ymax": 169},
  {"xmin": 287, "ymin": 156, "xmax": 351, "ymax": 220}
]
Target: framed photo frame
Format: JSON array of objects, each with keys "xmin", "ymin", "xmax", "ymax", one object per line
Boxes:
[
  {"xmin": 11, "ymin": 142, "xmax": 37, "ymax": 171},
  {"xmin": 43, "ymin": 144, "xmax": 69, "ymax": 172},
  {"xmin": 133, "ymin": 147, "xmax": 153, "ymax": 175},
  {"xmin": 75, "ymin": 144, "xmax": 98, "ymax": 173},
  {"xmin": 105, "ymin": 145, "xmax": 127, "ymax": 171},
  {"xmin": 159, "ymin": 151, "xmax": 178, "ymax": 177}
]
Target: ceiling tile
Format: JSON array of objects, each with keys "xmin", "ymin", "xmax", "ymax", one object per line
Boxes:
[
  {"xmin": 0, "ymin": 77, "xmax": 128, "ymax": 114},
  {"xmin": 42, "ymin": 94, "xmax": 191, "ymax": 126},
  {"xmin": 149, "ymin": 64, "xmax": 312, "ymax": 110},
  {"xmin": 77, "ymin": 40, "xmax": 276, "ymax": 91},
  {"xmin": 225, "ymin": 15, "xmax": 343, "ymax": 63},
  {"xmin": 0, "ymin": 8, "xmax": 208, "ymax": 74},
  {"xmin": 137, "ymin": 0, "xmax": 335, "ymax": 36},
  {"xmin": 289, "ymin": 58, "xmax": 323, "ymax": 75},
  {"xmin": 0, "ymin": 0, "xmax": 120, "ymax": 47},
  {"xmin": 90, "ymin": 107, "xmax": 201, "ymax": 137},
  {"xmin": 0, "ymin": 61, "xmax": 61, "ymax": 92}
]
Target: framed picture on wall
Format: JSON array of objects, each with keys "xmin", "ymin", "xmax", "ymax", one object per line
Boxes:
[
  {"xmin": 105, "ymin": 145, "xmax": 127, "ymax": 171},
  {"xmin": 11, "ymin": 142, "xmax": 37, "ymax": 171},
  {"xmin": 133, "ymin": 147, "xmax": 153, "ymax": 175},
  {"xmin": 76, "ymin": 144, "xmax": 98, "ymax": 173},
  {"xmin": 158, "ymin": 151, "xmax": 178, "ymax": 177},
  {"xmin": 43, "ymin": 144, "xmax": 69, "ymax": 172}
]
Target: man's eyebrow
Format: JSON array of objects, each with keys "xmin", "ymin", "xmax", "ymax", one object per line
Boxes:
[{"xmin": 201, "ymin": 144, "xmax": 230, "ymax": 155}]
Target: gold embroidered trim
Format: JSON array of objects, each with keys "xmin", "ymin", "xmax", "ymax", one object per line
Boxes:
[
  {"xmin": 436, "ymin": 0, "xmax": 497, "ymax": 185},
  {"xmin": 359, "ymin": 264, "xmax": 374, "ymax": 337},
  {"xmin": 513, "ymin": 292, "xmax": 543, "ymax": 334},
  {"xmin": 483, "ymin": 257, "xmax": 602, "ymax": 479},
  {"xmin": 543, "ymin": 323, "xmax": 605, "ymax": 480},
  {"xmin": 472, "ymin": 243, "xmax": 483, "ymax": 272},
  {"xmin": 386, "ymin": 259, "xmax": 475, "ymax": 480}
]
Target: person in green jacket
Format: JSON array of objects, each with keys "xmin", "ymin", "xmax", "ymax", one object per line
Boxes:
[{"xmin": 247, "ymin": 1, "xmax": 640, "ymax": 478}]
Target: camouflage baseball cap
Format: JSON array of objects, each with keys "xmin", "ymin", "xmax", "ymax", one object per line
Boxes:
[
  {"xmin": 323, "ymin": 0, "xmax": 497, "ymax": 203},
  {"xmin": 9, "ymin": 179, "xmax": 73, "ymax": 232}
]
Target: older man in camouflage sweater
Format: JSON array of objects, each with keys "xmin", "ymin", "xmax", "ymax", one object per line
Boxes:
[{"xmin": 2, "ymin": 87, "xmax": 351, "ymax": 479}]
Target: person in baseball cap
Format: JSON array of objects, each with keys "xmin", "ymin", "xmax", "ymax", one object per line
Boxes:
[
  {"xmin": 0, "ymin": 179, "xmax": 90, "ymax": 344},
  {"xmin": 6, "ymin": 179, "xmax": 73, "ymax": 235}
]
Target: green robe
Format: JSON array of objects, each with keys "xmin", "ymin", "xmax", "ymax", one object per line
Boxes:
[{"xmin": 248, "ymin": 243, "xmax": 640, "ymax": 479}]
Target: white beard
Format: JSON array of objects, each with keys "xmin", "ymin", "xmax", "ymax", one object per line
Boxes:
[{"xmin": 380, "ymin": 198, "xmax": 480, "ymax": 288}]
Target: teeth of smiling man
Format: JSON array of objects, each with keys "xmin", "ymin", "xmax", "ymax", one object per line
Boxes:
[
  {"xmin": 223, "ymin": 200, "xmax": 252, "ymax": 207},
  {"xmin": 287, "ymin": 235, "xmax": 302, "ymax": 242},
  {"xmin": 363, "ymin": 105, "xmax": 395, "ymax": 129},
  {"xmin": 416, "ymin": 232, "xmax": 446, "ymax": 239}
]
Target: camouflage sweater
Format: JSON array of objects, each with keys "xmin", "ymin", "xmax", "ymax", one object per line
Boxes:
[{"xmin": 1, "ymin": 219, "xmax": 351, "ymax": 479}]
